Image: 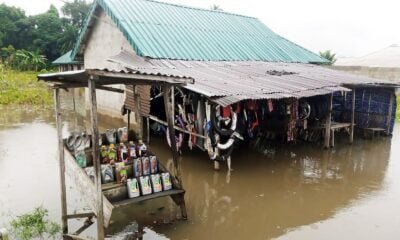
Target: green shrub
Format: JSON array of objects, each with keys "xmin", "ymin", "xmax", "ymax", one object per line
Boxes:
[{"xmin": 10, "ymin": 207, "xmax": 60, "ymax": 240}]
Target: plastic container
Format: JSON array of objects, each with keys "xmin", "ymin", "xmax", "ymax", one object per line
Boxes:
[
  {"xmin": 115, "ymin": 162, "xmax": 127, "ymax": 183},
  {"xmin": 133, "ymin": 158, "xmax": 142, "ymax": 177},
  {"xmin": 100, "ymin": 145, "xmax": 108, "ymax": 164},
  {"xmin": 108, "ymin": 144, "xmax": 117, "ymax": 165},
  {"xmin": 141, "ymin": 157, "xmax": 150, "ymax": 175},
  {"xmin": 129, "ymin": 141, "xmax": 137, "ymax": 159},
  {"xmin": 150, "ymin": 174, "xmax": 162, "ymax": 193},
  {"xmin": 139, "ymin": 176, "xmax": 152, "ymax": 195},
  {"xmin": 150, "ymin": 156, "xmax": 158, "ymax": 174},
  {"xmin": 119, "ymin": 143, "xmax": 128, "ymax": 162},
  {"xmin": 161, "ymin": 172, "xmax": 172, "ymax": 191},
  {"xmin": 127, "ymin": 178, "xmax": 140, "ymax": 198},
  {"xmin": 101, "ymin": 164, "xmax": 114, "ymax": 184},
  {"xmin": 137, "ymin": 140, "xmax": 147, "ymax": 157},
  {"xmin": 75, "ymin": 150, "xmax": 87, "ymax": 167}
]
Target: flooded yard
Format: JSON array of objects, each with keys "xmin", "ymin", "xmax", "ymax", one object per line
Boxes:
[{"xmin": 1, "ymin": 98, "xmax": 400, "ymax": 239}]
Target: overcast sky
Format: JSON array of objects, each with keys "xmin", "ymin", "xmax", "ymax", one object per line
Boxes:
[{"xmin": 1, "ymin": 0, "xmax": 399, "ymax": 57}]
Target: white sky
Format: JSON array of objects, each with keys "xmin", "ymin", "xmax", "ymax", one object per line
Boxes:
[{"xmin": 1, "ymin": 0, "xmax": 400, "ymax": 57}]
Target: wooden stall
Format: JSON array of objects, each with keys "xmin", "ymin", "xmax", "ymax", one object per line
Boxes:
[{"xmin": 39, "ymin": 69, "xmax": 194, "ymax": 240}]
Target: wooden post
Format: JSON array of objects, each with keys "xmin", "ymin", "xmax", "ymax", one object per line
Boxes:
[
  {"xmin": 386, "ymin": 91, "xmax": 394, "ymax": 135},
  {"xmin": 146, "ymin": 117, "xmax": 150, "ymax": 144},
  {"xmin": 134, "ymin": 85, "xmax": 143, "ymax": 139},
  {"xmin": 54, "ymin": 88, "xmax": 68, "ymax": 234},
  {"xmin": 88, "ymin": 76, "xmax": 105, "ymax": 239},
  {"xmin": 127, "ymin": 110, "xmax": 131, "ymax": 132},
  {"xmin": 350, "ymin": 89, "xmax": 356, "ymax": 143},
  {"xmin": 324, "ymin": 93, "xmax": 333, "ymax": 149}
]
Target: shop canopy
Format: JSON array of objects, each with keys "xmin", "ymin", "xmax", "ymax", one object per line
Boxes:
[{"xmin": 108, "ymin": 51, "xmax": 399, "ymax": 106}]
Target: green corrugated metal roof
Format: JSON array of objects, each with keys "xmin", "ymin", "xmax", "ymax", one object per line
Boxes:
[
  {"xmin": 72, "ymin": 0, "xmax": 328, "ymax": 63},
  {"xmin": 52, "ymin": 50, "xmax": 80, "ymax": 65}
]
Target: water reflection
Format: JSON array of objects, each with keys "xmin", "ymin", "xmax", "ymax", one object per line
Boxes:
[{"xmin": 0, "ymin": 92, "xmax": 396, "ymax": 240}]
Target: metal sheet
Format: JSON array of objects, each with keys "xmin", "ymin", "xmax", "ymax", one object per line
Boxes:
[
  {"xmin": 72, "ymin": 0, "xmax": 327, "ymax": 63},
  {"xmin": 109, "ymin": 51, "xmax": 398, "ymax": 106}
]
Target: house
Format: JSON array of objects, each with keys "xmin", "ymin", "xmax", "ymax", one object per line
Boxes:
[{"xmin": 55, "ymin": 0, "xmax": 398, "ymax": 160}]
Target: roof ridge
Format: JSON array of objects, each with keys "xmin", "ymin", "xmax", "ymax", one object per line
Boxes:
[{"xmin": 135, "ymin": 0, "xmax": 257, "ymax": 19}]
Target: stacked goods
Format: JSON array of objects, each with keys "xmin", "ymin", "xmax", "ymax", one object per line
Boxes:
[{"xmin": 72, "ymin": 128, "xmax": 174, "ymax": 199}]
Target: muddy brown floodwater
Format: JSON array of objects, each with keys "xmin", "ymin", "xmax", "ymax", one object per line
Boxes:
[{"xmin": 1, "ymin": 95, "xmax": 400, "ymax": 239}]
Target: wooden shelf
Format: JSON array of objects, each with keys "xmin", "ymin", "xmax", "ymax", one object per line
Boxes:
[{"xmin": 111, "ymin": 189, "xmax": 185, "ymax": 208}]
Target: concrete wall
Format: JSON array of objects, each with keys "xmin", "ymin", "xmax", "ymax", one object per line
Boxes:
[{"xmin": 83, "ymin": 10, "xmax": 137, "ymax": 119}]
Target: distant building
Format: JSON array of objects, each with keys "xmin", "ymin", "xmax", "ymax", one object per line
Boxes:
[{"xmin": 334, "ymin": 44, "xmax": 400, "ymax": 82}]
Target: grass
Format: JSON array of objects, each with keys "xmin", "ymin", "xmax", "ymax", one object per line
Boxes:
[{"xmin": 0, "ymin": 68, "xmax": 52, "ymax": 105}]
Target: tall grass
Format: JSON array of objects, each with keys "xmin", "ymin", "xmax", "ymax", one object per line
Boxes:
[{"xmin": 0, "ymin": 69, "xmax": 52, "ymax": 105}]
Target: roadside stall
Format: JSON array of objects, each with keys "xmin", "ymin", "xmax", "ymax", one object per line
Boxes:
[{"xmin": 38, "ymin": 69, "xmax": 194, "ymax": 240}]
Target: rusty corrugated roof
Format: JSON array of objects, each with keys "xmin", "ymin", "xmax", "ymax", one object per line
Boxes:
[{"xmin": 108, "ymin": 51, "xmax": 397, "ymax": 106}]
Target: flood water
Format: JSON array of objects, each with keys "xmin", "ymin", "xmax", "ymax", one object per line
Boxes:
[{"xmin": 1, "ymin": 94, "xmax": 400, "ymax": 239}]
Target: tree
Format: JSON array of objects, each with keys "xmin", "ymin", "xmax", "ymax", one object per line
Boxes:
[
  {"xmin": 31, "ymin": 5, "xmax": 64, "ymax": 61},
  {"xmin": 210, "ymin": 4, "xmax": 223, "ymax": 11},
  {"xmin": 319, "ymin": 50, "xmax": 337, "ymax": 65},
  {"xmin": 61, "ymin": 0, "xmax": 91, "ymax": 28},
  {"xmin": 0, "ymin": 4, "xmax": 27, "ymax": 48}
]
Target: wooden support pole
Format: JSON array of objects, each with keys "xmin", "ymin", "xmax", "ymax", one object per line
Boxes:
[
  {"xmin": 163, "ymin": 85, "xmax": 187, "ymax": 219},
  {"xmin": 127, "ymin": 110, "xmax": 131, "ymax": 132},
  {"xmin": 324, "ymin": 93, "xmax": 333, "ymax": 149},
  {"xmin": 88, "ymin": 76, "xmax": 105, "ymax": 240},
  {"xmin": 350, "ymin": 89, "xmax": 356, "ymax": 143},
  {"xmin": 146, "ymin": 117, "xmax": 150, "ymax": 144},
  {"xmin": 54, "ymin": 88, "xmax": 68, "ymax": 234},
  {"xmin": 134, "ymin": 85, "xmax": 143, "ymax": 139},
  {"xmin": 386, "ymin": 91, "xmax": 394, "ymax": 135}
]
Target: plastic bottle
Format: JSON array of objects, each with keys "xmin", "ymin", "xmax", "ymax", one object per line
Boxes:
[
  {"xmin": 150, "ymin": 174, "xmax": 162, "ymax": 193},
  {"xmin": 100, "ymin": 145, "xmax": 108, "ymax": 163},
  {"xmin": 119, "ymin": 143, "xmax": 128, "ymax": 162},
  {"xmin": 150, "ymin": 156, "xmax": 158, "ymax": 174},
  {"xmin": 128, "ymin": 141, "xmax": 137, "ymax": 159},
  {"xmin": 139, "ymin": 176, "xmax": 152, "ymax": 195},
  {"xmin": 133, "ymin": 158, "xmax": 142, "ymax": 177},
  {"xmin": 141, "ymin": 156, "xmax": 150, "ymax": 175},
  {"xmin": 137, "ymin": 139, "xmax": 147, "ymax": 157},
  {"xmin": 161, "ymin": 172, "xmax": 172, "ymax": 191},
  {"xmin": 127, "ymin": 178, "xmax": 140, "ymax": 198},
  {"xmin": 108, "ymin": 144, "xmax": 117, "ymax": 165}
]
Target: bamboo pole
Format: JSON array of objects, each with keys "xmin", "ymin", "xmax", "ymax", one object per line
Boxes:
[
  {"xmin": 54, "ymin": 88, "xmax": 68, "ymax": 234},
  {"xmin": 350, "ymin": 89, "xmax": 356, "ymax": 143},
  {"xmin": 324, "ymin": 93, "xmax": 333, "ymax": 149},
  {"xmin": 88, "ymin": 76, "xmax": 105, "ymax": 239}
]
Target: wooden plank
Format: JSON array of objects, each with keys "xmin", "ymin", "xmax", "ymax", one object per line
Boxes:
[
  {"xmin": 54, "ymin": 89, "xmax": 68, "ymax": 234},
  {"xmin": 66, "ymin": 213, "xmax": 95, "ymax": 219},
  {"xmin": 88, "ymin": 76, "xmax": 105, "ymax": 239},
  {"xmin": 112, "ymin": 190, "xmax": 185, "ymax": 208},
  {"xmin": 324, "ymin": 94, "xmax": 333, "ymax": 149},
  {"xmin": 148, "ymin": 114, "xmax": 207, "ymax": 139},
  {"xmin": 64, "ymin": 149, "xmax": 114, "ymax": 228},
  {"xmin": 386, "ymin": 91, "xmax": 394, "ymax": 135},
  {"xmin": 134, "ymin": 85, "xmax": 143, "ymax": 139},
  {"xmin": 350, "ymin": 89, "xmax": 355, "ymax": 143}
]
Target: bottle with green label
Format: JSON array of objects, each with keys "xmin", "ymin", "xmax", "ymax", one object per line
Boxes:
[
  {"xmin": 127, "ymin": 178, "xmax": 140, "ymax": 198},
  {"xmin": 108, "ymin": 144, "xmax": 117, "ymax": 165}
]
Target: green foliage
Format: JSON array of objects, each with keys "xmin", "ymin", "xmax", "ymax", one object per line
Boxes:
[
  {"xmin": 9, "ymin": 207, "xmax": 61, "ymax": 240},
  {"xmin": 62, "ymin": 0, "xmax": 91, "ymax": 28},
  {"xmin": 0, "ymin": 1, "xmax": 91, "ymax": 64},
  {"xmin": 0, "ymin": 69, "xmax": 52, "ymax": 105},
  {"xmin": 319, "ymin": 50, "xmax": 337, "ymax": 65}
]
